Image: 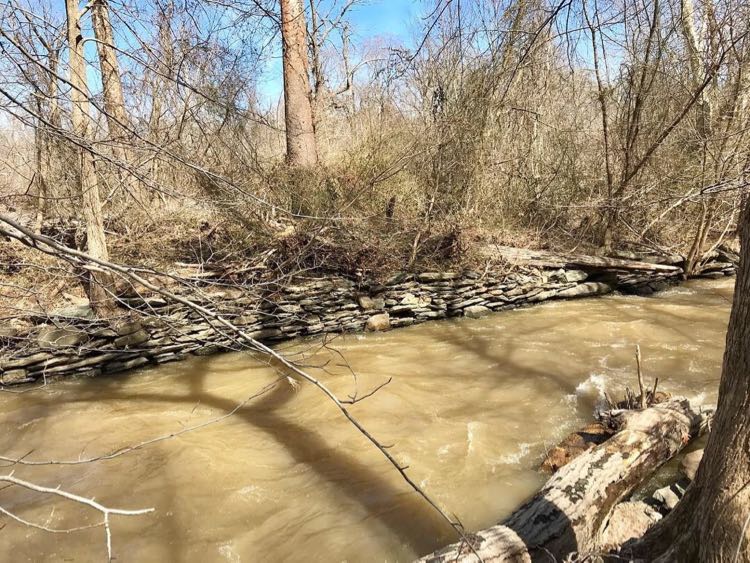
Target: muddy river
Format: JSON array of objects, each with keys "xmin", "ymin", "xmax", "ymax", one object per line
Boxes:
[{"xmin": 0, "ymin": 278, "xmax": 734, "ymax": 562}]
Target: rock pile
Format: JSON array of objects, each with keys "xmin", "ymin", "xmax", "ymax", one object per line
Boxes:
[{"xmin": 0, "ymin": 250, "xmax": 737, "ymax": 385}]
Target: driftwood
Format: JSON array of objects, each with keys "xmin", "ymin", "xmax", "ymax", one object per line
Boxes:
[
  {"xmin": 418, "ymin": 399, "xmax": 712, "ymax": 562},
  {"xmin": 489, "ymin": 246, "xmax": 683, "ymax": 273},
  {"xmin": 541, "ymin": 389, "xmax": 670, "ymax": 474}
]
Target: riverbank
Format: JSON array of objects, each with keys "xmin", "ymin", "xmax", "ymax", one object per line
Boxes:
[{"xmin": 0, "ymin": 247, "xmax": 737, "ymax": 386}]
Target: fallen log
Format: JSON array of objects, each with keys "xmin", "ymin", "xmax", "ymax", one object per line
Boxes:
[
  {"xmin": 540, "ymin": 390, "xmax": 672, "ymax": 474},
  {"xmin": 488, "ymin": 246, "xmax": 683, "ymax": 273},
  {"xmin": 418, "ymin": 399, "xmax": 712, "ymax": 562}
]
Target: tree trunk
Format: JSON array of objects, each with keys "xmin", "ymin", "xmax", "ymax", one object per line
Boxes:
[
  {"xmin": 627, "ymin": 201, "xmax": 750, "ymax": 562},
  {"xmin": 489, "ymin": 245, "xmax": 683, "ymax": 272},
  {"xmin": 65, "ymin": 0, "xmax": 117, "ymax": 318},
  {"xmin": 32, "ymin": 96, "xmax": 48, "ymax": 233},
  {"xmin": 90, "ymin": 0, "xmax": 142, "ymax": 204},
  {"xmin": 419, "ymin": 399, "xmax": 712, "ymax": 562},
  {"xmin": 680, "ymin": 0, "xmax": 714, "ymax": 142},
  {"xmin": 280, "ymin": 0, "xmax": 318, "ymax": 168}
]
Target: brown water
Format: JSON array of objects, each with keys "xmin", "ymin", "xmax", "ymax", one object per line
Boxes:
[{"xmin": 0, "ymin": 278, "xmax": 734, "ymax": 562}]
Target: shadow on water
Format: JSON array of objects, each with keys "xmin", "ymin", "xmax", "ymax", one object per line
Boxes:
[
  {"xmin": 62, "ymin": 355, "xmax": 456, "ymax": 557},
  {"xmin": 1, "ymin": 279, "xmax": 733, "ymax": 560}
]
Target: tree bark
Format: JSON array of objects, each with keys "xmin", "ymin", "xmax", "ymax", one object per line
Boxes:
[
  {"xmin": 419, "ymin": 399, "xmax": 712, "ymax": 562},
  {"xmin": 65, "ymin": 0, "xmax": 117, "ymax": 318},
  {"xmin": 90, "ymin": 0, "xmax": 142, "ymax": 204},
  {"xmin": 280, "ymin": 0, "xmax": 318, "ymax": 167},
  {"xmin": 32, "ymin": 95, "xmax": 48, "ymax": 232},
  {"xmin": 626, "ymin": 201, "xmax": 750, "ymax": 562},
  {"xmin": 680, "ymin": 0, "xmax": 714, "ymax": 141}
]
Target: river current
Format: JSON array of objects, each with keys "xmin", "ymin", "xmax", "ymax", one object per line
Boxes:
[{"xmin": 0, "ymin": 277, "xmax": 734, "ymax": 562}]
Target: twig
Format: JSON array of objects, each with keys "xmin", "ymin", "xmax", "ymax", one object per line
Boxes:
[
  {"xmin": 343, "ymin": 377, "xmax": 392, "ymax": 404},
  {"xmin": 0, "ymin": 474, "xmax": 153, "ymax": 561},
  {"xmin": 0, "ymin": 214, "xmax": 467, "ymax": 546}
]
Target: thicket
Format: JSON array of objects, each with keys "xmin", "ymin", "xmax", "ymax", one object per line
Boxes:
[{"xmin": 0, "ymin": 0, "xmax": 748, "ymax": 300}]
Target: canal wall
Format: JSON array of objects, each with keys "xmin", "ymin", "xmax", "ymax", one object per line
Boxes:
[{"xmin": 0, "ymin": 250, "xmax": 737, "ymax": 385}]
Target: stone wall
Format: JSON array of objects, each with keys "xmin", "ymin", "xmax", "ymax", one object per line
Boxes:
[{"xmin": 0, "ymin": 256, "xmax": 736, "ymax": 386}]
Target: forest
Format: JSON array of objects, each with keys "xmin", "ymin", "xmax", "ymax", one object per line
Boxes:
[{"xmin": 0, "ymin": 0, "xmax": 749, "ymax": 561}]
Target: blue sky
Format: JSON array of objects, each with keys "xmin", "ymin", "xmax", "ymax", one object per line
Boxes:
[
  {"xmin": 256, "ymin": 0, "xmax": 424, "ymax": 104},
  {"xmin": 349, "ymin": 1, "xmax": 421, "ymax": 38}
]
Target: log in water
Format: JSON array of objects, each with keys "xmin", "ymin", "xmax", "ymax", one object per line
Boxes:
[{"xmin": 0, "ymin": 278, "xmax": 734, "ymax": 561}]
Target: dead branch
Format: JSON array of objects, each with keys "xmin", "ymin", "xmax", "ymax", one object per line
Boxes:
[
  {"xmin": 0, "ymin": 473, "xmax": 153, "ymax": 561},
  {"xmin": 0, "ymin": 213, "xmax": 466, "ymax": 544}
]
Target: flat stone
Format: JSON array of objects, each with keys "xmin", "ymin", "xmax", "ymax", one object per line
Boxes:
[
  {"xmin": 92, "ymin": 327, "xmax": 118, "ymax": 338},
  {"xmin": 37, "ymin": 325, "xmax": 87, "ymax": 348},
  {"xmin": 113, "ymin": 329, "xmax": 150, "ymax": 348},
  {"xmin": 277, "ymin": 303, "xmax": 302, "ymax": 314},
  {"xmin": 417, "ymin": 272, "xmax": 459, "ymax": 282},
  {"xmin": 679, "ymin": 449, "xmax": 704, "ymax": 481},
  {"xmin": 194, "ymin": 345, "xmax": 226, "ymax": 356},
  {"xmin": 416, "ymin": 311, "xmax": 444, "ymax": 319},
  {"xmin": 0, "ymin": 369, "xmax": 31, "ymax": 385},
  {"xmin": 464, "ymin": 305, "xmax": 490, "ymax": 319},
  {"xmin": 28, "ymin": 352, "xmax": 125, "ymax": 375},
  {"xmin": 0, "ymin": 326, "xmax": 19, "ymax": 340},
  {"xmin": 357, "ymin": 295, "xmax": 385, "ymax": 310},
  {"xmin": 0, "ymin": 352, "xmax": 51, "ymax": 370},
  {"xmin": 235, "ymin": 314, "xmax": 259, "ymax": 326},
  {"xmin": 557, "ymin": 282, "xmax": 612, "ymax": 299},
  {"xmin": 153, "ymin": 352, "xmax": 186, "ymax": 364},
  {"xmin": 399, "ymin": 293, "xmax": 422, "ymax": 306},
  {"xmin": 366, "ymin": 313, "xmax": 391, "ymax": 332},
  {"xmin": 564, "ymin": 269, "xmax": 589, "ymax": 283},
  {"xmin": 248, "ymin": 328, "xmax": 282, "ymax": 340},
  {"xmin": 50, "ymin": 301, "xmax": 95, "ymax": 319},
  {"xmin": 546, "ymin": 269, "xmax": 567, "ymax": 283},
  {"xmin": 385, "ymin": 273, "xmax": 410, "ymax": 285},
  {"xmin": 103, "ymin": 357, "xmax": 150, "ymax": 374},
  {"xmin": 115, "ymin": 321, "xmax": 143, "ymax": 336},
  {"xmin": 527, "ymin": 289, "xmax": 558, "ymax": 302},
  {"xmin": 450, "ymin": 297, "xmax": 485, "ymax": 309},
  {"xmin": 389, "ymin": 304, "xmax": 418, "ymax": 315}
]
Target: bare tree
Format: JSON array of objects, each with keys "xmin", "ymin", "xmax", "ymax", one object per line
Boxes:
[
  {"xmin": 90, "ymin": 0, "xmax": 142, "ymax": 204},
  {"xmin": 280, "ymin": 0, "xmax": 318, "ymax": 167},
  {"xmin": 64, "ymin": 0, "xmax": 116, "ymax": 317}
]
